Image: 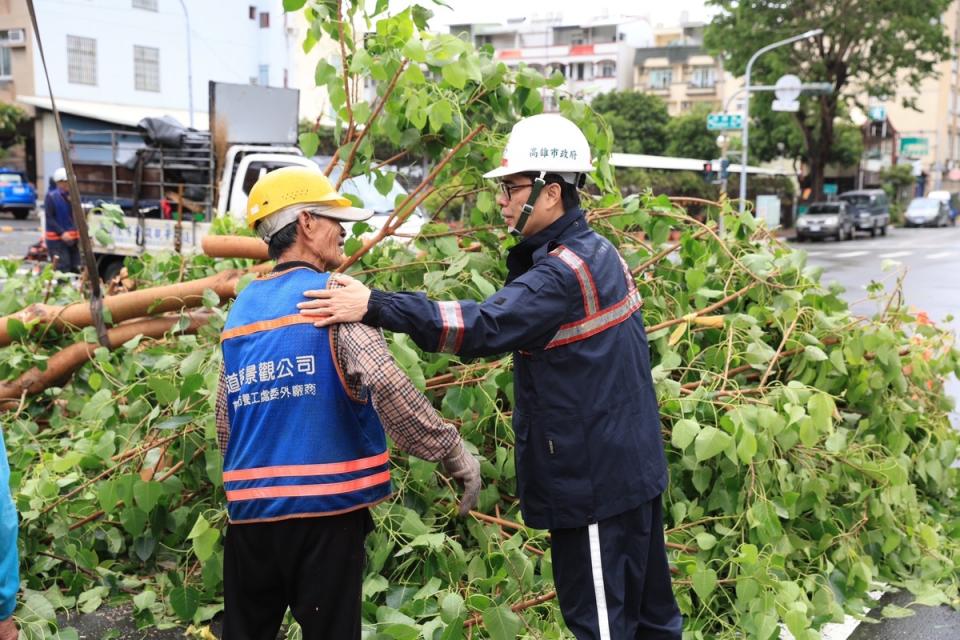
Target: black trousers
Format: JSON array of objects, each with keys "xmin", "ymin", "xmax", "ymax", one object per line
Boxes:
[
  {"xmin": 550, "ymin": 496, "xmax": 683, "ymax": 640},
  {"xmin": 222, "ymin": 509, "xmax": 373, "ymax": 640},
  {"xmin": 47, "ymin": 240, "xmax": 80, "ymax": 273}
]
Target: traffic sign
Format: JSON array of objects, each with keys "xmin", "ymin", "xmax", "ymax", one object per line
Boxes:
[
  {"xmin": 868, "ymin": 105, "xmax": 886, "ymax": 121},
  {"xmin": 707, "ymin": 112, "xmax": 743, "ymax": 131},
  {"xmin": 772, "ymin": 74, "xmax": 801, "ymax": 112},
  {"xmin": 899, "ymin": 137, "xmax": 929, "ymax": 158}
]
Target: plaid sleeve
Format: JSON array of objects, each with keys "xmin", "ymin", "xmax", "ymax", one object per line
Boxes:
[
  {"xmin": 334, "ymin": 320, "xmax": 461, "ymax": 462},
  {"xmin": 215, "ymin": 364, "xmax": 230, "ymax": 456}
]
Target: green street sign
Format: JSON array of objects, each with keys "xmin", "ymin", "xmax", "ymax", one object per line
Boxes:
[
  {"xmin": 707, "ymin": 112, "xmax": 744, "ymax": 131},
  {"xmin": 899, "ymin": 137, "xmax": 929, "ymax": 157}
]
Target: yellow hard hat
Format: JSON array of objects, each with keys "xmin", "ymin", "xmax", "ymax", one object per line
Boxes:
[{"xmin": 246, "ymin": 166, "xmax": 372, "ymax": 233}]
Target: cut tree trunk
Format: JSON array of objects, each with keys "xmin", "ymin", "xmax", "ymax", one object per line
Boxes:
[
  {"xmin": 201, "ymin": 235, "xmax": 269, "ymax": 261},
  {"xmin": 0, "ymin": 265, "xmax": 268, "ymax": 347},
  {"xmin": 0, "ymin": 311, "xmax": 212, "ymax": 407}
]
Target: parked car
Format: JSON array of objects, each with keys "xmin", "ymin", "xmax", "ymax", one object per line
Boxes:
[
  {"xmin": 795, "ymin": 201, "xmax": 856, "ymax": 241},
  {"xmin": 838, "ymin": 188, "xmax": 890, "ymax": 236},
  {"xmin": 904, "ymin": 197, "xmax": 951, "ymax": 227},
  {"xmin": 0, "ymin": 168, "xmax": 37, "ymax": 220},
  {"xmin": 926, "ymin": 190, "xmax": 959, "ymax": 225}
]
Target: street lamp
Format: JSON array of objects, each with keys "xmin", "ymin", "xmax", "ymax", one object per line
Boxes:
[
  {"xmin": 738, "ymin": 28, "xmax": 823, "ymax": 213},
  {"xmin": 177, "ymin": 0, "xmax": 195, "ymax": 128}
]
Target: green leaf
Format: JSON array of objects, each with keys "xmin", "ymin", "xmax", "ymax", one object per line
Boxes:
[
  {"xmin": 442, "ymin": 62, "xmax": 467, "ymax": 88},
  {"xmin": 694, "ymin": 426, "xmax": 732, "ymax": 461},
  {"xmin": 169, "ymin": 586, "xmax": 200, "ymax": 621},
  {"xmin": 133, "ymin": 481, "xmax": 164, "ymax": 513},
  {"xmin": 283, "ymin": 0, "xmax": 307, "ymax": 10},
  {"xmin": 5, "ymin": 318, "xmax": 26, "ymax": 341},
  {"xmin": 692, "ymin": 567, "xmax": 717, "ymax": 600},
  {"xmin": 192, "ymin": 527, "xmax": 220, "ymax": 562},
  {"xmin": 881, "ymin": 604, "xmax": 916, "ymax": 619},
  {"xmin": 299, "ymin": 131, "xmax": 320, "ymax": 158},
  {"xmin": 148, "ymin": 376, "xmax": 178, "ymax": 405},
  {"xmin": 470, "ymin": 270, "xmax": 497, "ymax": 298},
  {"xmin": 121, "ymin": 507, "xmax": 148, "ymax": 537},
  {"xmin": 402, "ymin": 39, "xmax": 426, "ymax": 63},
  {"xmin": 133, "ymin": 589, "xmax": 156, "ymax": 611},
  {"xmin": 671, "ymin": 418, "xmax": 700, "ymax": 451},
  {"xmin": 440, "ymin": 592, "xmax": 465, "ymax": 624},
  {"xmin": 401, "ymin": 63, "xmax": 426, "ymax": 85},
  {"xmin": 482, "ymin": 606, "xmax": 522, "ymax": 640},
  {"xmin": 804, "ymin": 345, "xmax": 829, "ymax": 362},
  {"xmin": 187, "ymin": 514, "xmax": 210, "ymax": 540}
]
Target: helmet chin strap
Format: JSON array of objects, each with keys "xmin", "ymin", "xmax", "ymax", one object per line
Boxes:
[{"xmin": 512, "ymin": 171, "xmax": 546, "ymax": 237}]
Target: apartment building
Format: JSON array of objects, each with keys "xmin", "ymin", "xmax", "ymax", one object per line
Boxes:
[
  {"xmin": 0, "ymin": 0, "xmax": 295, "ymax": 188},
  {"xmin": 449, "ymin": 14, "xmax": 652, "ymax": 110},
  {"xmin": 870, "ymin": 0, "xmax": 960, "ymax": 193},
  {"xmin": 633, "ymin": 22, "xmax": 737, "ymax": 116}
]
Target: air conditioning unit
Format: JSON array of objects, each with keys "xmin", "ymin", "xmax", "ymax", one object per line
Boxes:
[{"xmin": 4, "ymin": 29, "xmax": 26, "ymax": 46}]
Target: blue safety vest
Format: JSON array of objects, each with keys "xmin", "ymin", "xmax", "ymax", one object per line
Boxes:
[{"xmin": 220, "ymin": 265, "xmax": 392, "ymax": 524}]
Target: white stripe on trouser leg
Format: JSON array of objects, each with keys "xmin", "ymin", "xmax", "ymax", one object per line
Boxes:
[{"xmin": 588, "ymin": 523, "xmax": 612, "ymax": 640}]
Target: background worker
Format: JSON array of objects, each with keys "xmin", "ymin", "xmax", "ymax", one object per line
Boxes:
[
  {"xmin": 298, "ymin": 114, "xmax": 683, "ymax": 640},
  {"xmin": 42, "ymin": 168, "xmax": 80, "ymax": 273},
  {"xmin": 215, "ymin": 166, "xmax": 480, "ymax": 640}
]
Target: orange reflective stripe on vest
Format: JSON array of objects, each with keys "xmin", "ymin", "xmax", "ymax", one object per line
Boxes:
[
  {"xmin": 225, "ymin": 469, "xmax": 392, "ymax": 502},
  {"xmin": 223, "ymin": 451, "xmax": 389, "ymax": 482},
  {"xmin": 44, "ymin": 231, "xmax": 61, "ymax": 241}
]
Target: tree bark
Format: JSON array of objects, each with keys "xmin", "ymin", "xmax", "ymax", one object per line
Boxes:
[
  {"xmin": 0, "ymin": 311, "xmax": 212, "ymax": 406},
  {"xmin": 201, "ymin": 235, "xmax": 269, "ymax": 261},
  {"xmin": 0, "ymin": 265, "xmax": 268, "ymax": 347}
]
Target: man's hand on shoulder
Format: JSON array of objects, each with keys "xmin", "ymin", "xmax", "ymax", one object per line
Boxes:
[{"xmin": 298, "ymin": 274, "xmax": 371, "ymax": 327}]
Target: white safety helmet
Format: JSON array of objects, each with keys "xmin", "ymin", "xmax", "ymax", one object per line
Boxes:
[
  {"xmin": 483, "ymin": 114, "xmax": 594, "ymax": 184},
  {"xmin": 52, "ymin": 167, "xmax": 68, "ymax": 182}
]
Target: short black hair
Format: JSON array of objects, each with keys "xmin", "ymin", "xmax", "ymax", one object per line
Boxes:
[
  {"xmin": 266, "ymin": 220, "xmax": 299, "ymax": 261},
  {"xmin": 520, "ymin": 172, "xmax": 581, "ymax": 210}
]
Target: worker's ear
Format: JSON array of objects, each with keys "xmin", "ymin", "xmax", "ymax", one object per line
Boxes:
[
  {"xmin": 545, "ymin": 182, "xmax": 562, "ymax": 208},
  {"xmin": 298, "ymin": 210, "xmax": 316, "ymax": 237}
]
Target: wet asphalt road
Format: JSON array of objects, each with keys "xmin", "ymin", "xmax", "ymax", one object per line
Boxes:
[{"xmin": 795, "ymin": 224, "xmax": 960, "ymax": 640}]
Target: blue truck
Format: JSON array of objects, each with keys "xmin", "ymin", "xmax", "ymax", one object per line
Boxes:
[{"xmin": 0, "ymin": 168, "xmax": 36, "ymax": 220}]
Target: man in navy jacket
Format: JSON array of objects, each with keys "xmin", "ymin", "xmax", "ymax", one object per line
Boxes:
[
  {"xmin": 299, "ymin": 114, "xmax": 682, "ymax": 639},
  {"xmin": 43, "ymin": 168, "xmax": 80, "ymax": 273}
]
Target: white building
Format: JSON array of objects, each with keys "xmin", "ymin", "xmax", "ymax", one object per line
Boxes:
[
  {"xmin": 448, "ymin": 14, "xmax": 653, "ymax": 109},
  {"xmin": 1, "ymin": 0, "xmax": 296, "ymax": 188}
]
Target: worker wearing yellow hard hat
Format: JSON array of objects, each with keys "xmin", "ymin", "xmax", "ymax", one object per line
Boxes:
[{"xmin": 214, "ymin": 165, "xmax": 480, "ymax": 639}]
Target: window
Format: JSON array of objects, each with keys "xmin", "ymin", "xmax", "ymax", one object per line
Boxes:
[
  {"xmin": 249, "ymin": 5, "xmax": 256, "ymax": 19},
  {"xmin": 258, "ymin": 64, "xmax": 269, "ymax": 86},
  {"xmin": 648, "ymin": 68, "xmax": 672, "ymax": 89},
  {"xmin": 0, "ymin": 47, "xmax": 10, "ymax": 79},
  {"xmin": 259, "ymin": 11, "xmax": 270, "ymax": 28},
  {"xmin": 689, "ymin": 66, "xmax": 716, "ymax": 89},
  {"xmin": 598, "ymin": 60, "xmax": 616, "ymax": 78},
  {"xmin": 67, "ymin": 35, "xmax": 97, "ymax": 85},
  {"xmin": 134, "ymin": 45, "xmax": 159, "ymax": 92},
  {"xmin": 132, "ymin": 0, "xmax": 158, "ymax": 10}
]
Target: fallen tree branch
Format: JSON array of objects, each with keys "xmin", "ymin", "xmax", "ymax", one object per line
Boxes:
[
  {"xmin": 0, "ymin": 266, "xmax": 264, "ymax": 347},
  {"xmin": 1, "ymin": 311, "xmax": 212, "ymax": 406},
  {"xmin": 464, "ymin": 591, "xmax": 558, "ymax": 628},
  {"xmin": 201, "ymin": 235, "xmax": 269, "ymax": 261}
]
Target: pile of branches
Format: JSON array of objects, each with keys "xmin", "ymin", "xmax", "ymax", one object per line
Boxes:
[{"xmin": 1, "ymin": 191, "xmax": 958, "ymax": 639}]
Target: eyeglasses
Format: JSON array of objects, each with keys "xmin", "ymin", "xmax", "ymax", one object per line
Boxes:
[{"xmin": 498, "ymin": 182, "xmax": 535, "ymax": 199}]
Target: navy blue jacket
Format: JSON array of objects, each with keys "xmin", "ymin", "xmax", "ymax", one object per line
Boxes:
[
  {"xmin": 364, "ymin": 209, "xmax": 668, "ymax": 529},
  {"xmin": 43, "ymin": 187, "xmax": 77, "ymax": 242}
]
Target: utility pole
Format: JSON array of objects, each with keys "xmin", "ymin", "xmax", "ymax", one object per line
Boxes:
[
  {"xmin": 177, "ymin": 0, "xmax": 195, "ymax": 128},
  {"xmin": 738, "ymin": 28, "xmax": 823, "ymax": 213}
]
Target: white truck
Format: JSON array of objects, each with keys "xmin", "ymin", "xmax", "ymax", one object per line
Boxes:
[{"xmin": 61, "ymin": 82, "xmax": 317, "ymax": 280}]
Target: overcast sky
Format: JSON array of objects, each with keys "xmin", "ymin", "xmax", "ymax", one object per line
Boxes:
[{"xmin": 428, "ymin": 0, "xmax": 716, "ymax": 29}]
